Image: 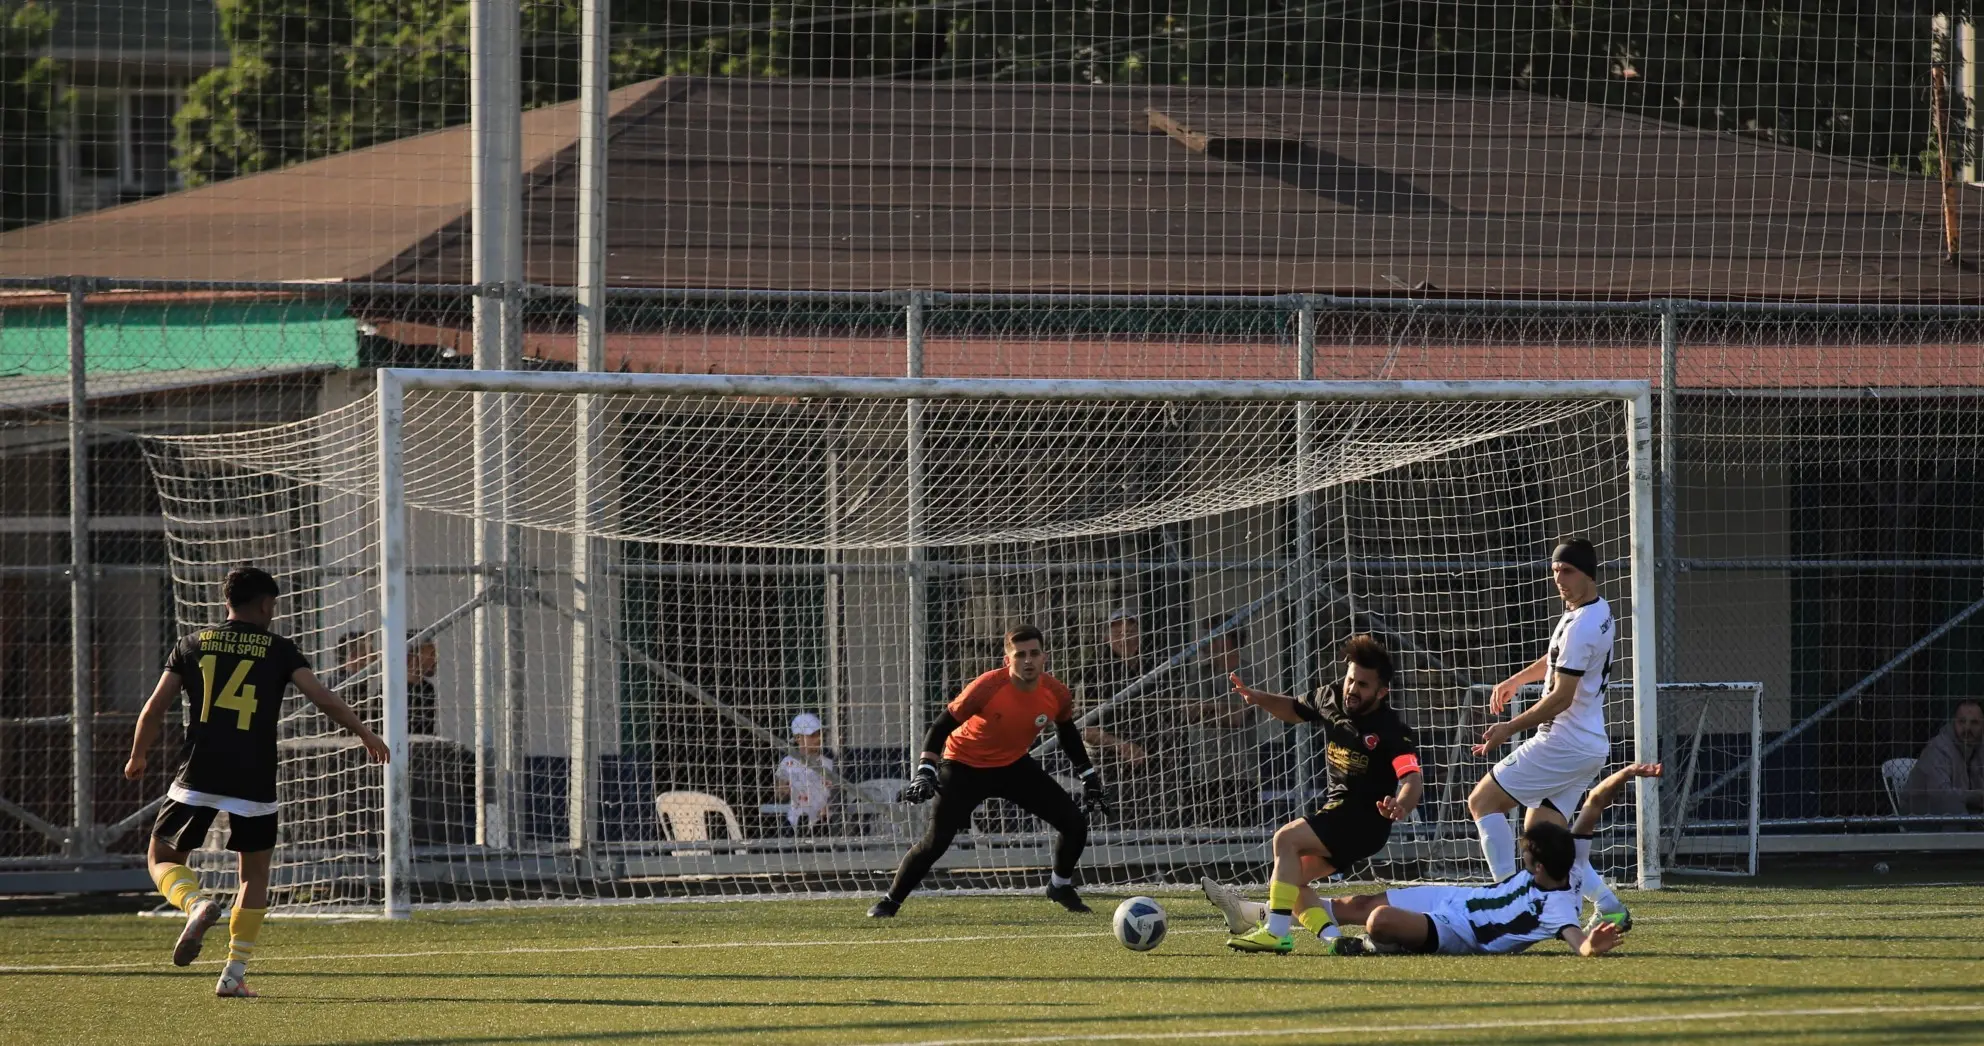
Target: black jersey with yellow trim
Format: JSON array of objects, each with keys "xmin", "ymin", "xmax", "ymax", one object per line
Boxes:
[
  {"xmin": 1294, "ymin": 681, "xmax": 1420, "ymax": 812},
  {"xmin": 165, "ymin": 621, "xmax": 310, "ymax": 804}
]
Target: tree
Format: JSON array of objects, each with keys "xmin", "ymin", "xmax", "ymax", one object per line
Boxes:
[{"xmin": 0, "ymin": 0, "xmax": 59, "ymax": 229}]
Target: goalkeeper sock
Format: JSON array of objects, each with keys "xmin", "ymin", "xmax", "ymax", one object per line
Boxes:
[
  {"xmin": 1476, "ymin": 813, "xmax": 1517, "ymax": 880},
  {"xmin": 227, "ymin": 906, "xmax": 266, "ymax": 965},
  {"xmin": 1573, "ymin": 835, "xmax": 1624, "ymax": 913},
  {"xmin": 1049, "ymin": 873, "xmax": 1072, "ymax": 888},
  {"xmin": 1263, "ymin": 880, "xmax": 1298, "ymax": 937},
  {"xmin": 151, "ymin": 864, "xmax": 205, "ymax": 914}
]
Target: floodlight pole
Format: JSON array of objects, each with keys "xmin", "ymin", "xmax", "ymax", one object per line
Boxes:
[
  {"xmin": 567, "ymin": 0, "xmax": 610, "ymax": 863},
  {"xmin": 471, "ymin": 0, "xmax": 522, "ymax": 850}
]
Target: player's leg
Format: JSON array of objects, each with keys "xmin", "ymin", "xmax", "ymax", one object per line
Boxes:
[
  {"xmin": 1467, "ymin": 771, "xmax": 1521, "ymax": 879},
  {"xmin": 149, "ymin": 800, "xmax": 225, "ymax": 967},
  {"xmin": 874, "ymin": 763, "xmax": 987, "ymax": 916},
  {"xmin": 216, "ymin": 834, "xmax": 273, "ymax": 999},
  {"xmin": 1228, "ymin": 817, "xmax": 1333, "ymax": 952},
  {"xmin": 1540, "ymin": 784, "xmax": 1630, "ymax": 926},
  {"xmin": 1203, "ymin": 852, "xmax": 1336, "ymax": 936},
  {"xmin": 1360, "ymin": 906, "xmax": 1443, "ymax": 954},
  {"xmin": 993, "ymin": 757, "xmax": 1091, "ymax": 912}
]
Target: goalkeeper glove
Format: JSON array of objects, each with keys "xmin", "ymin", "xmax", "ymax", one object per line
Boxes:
[
  {"xmin": 1078, "ymin": 766, "xmax": 1111, "ymax": 815},
  {"xmin": 901, "ymin": 760, "xmax": 941, "ymax": 804}
]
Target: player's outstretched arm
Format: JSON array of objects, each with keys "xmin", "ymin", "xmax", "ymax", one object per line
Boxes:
[
  {"xmin": 1376, "ymin": 771, "xmax": 1424, "ymax": 821},
  {"xmin": 1560, "ymin": 919, "xmax": 1623, "ymax": 957},
  {"xmin": 293, "ymin": 668, "xmax": 389, "ymax": 763},
  {"xmin": 1571, "ymin": 762, "xmax": 1663, "ymax": 835},
  {"xmin": 1229, "ymin": 673, "xmax": 1310, "ymax": 724},
  {"xmin": 1475, "ymin": 667, "xmax": 1577, "ymax": 755},
  {"xmin": 1490, "ymin": 655, "xmax": 1549, "ymax": 714},
  {"xmin": 124, "ymin": 671, "xmax": 181, "ymax": 779}
]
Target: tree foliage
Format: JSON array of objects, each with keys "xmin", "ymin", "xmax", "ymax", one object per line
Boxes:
[
  {"xmin": 1, "ymin": 0, "xmax": 59, "ymax": 229},
  {"xmin": 175, "ymin": 0, "xmax": 1968, "ymax": 185}
]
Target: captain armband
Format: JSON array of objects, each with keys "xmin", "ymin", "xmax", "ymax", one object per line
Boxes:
[{"xmin": 1392, "ymin": 753, "xmax": 1422, "ymax": 777}]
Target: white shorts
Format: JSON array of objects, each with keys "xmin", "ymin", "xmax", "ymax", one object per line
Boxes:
[
  {"xmin": 1379, "ymin": 885, "xmax": 1476, "ymax": 955},
  {"xmin": 1491, "ymin": 735, "xmax": 1606, "ymax": 817}
]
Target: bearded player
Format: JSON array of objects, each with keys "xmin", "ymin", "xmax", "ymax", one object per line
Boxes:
[
  {"xmin": 1218, "ymin": 634, "xmax": 1421, "ymax": 953},
  {"xmin": 868, "ymin": 624, "xmax": 1106, "ymax": 918}
]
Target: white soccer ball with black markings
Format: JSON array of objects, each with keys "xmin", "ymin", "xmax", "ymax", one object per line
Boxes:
[{"xmin": 1112, "ymin": 896, "xmax": 1167, "ymax": 952}]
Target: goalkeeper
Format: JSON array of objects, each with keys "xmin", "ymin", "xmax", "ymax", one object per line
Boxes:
[{"xmin": 868, "ymin": 624, "xmax": 1105, "ymax": 918}]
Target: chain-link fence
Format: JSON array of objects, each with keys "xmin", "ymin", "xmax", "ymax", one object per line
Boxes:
[{"xmin": 3, "ymin": 277, "xmax": 1979, "ymax": 885}]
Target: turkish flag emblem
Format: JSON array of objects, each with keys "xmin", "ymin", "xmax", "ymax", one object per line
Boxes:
[{"xmin": 1363, "ymin": 734, "xmax": 1380, "ymax": 750}]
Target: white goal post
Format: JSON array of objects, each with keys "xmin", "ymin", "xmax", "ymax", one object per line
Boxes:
[{"xmin": 152, "ymin": 371, "xmax": 1659, "ymax": 917}]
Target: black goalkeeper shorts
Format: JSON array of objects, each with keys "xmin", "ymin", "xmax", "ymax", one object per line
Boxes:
[
  {"xmin": 1301, "ymin": 802, "xmax": 1394, "ymax": 872},
  {"xmin": 153, "ymin": 798, "xmax": 277, "ymax": 853}
]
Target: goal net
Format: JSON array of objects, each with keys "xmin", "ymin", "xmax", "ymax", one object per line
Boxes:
[{"xmin": 142, "ymin": 373, "xmax": 1655, "ymax": 914}]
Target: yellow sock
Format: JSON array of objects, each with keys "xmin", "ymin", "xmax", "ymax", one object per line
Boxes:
[
  {"xmin": 227, "ymin": 907, "xmax": 266, "ymax": 965},
  {"xmin": 150, "ymin": 864, "xmax": 205, "ymax": 913},
  {"xmin": 1298, "ymin": 906, "xmax": 1332, "ymax": 935},
  {"xmin": 1266, "ymin": 879, "xmax": 1299, "ymax": 913}
]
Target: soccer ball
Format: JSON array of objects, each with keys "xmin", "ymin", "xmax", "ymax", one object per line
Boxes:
[{"xmin": 1112, "ymin": 896, "xmax": 1167, "ymax": 952}]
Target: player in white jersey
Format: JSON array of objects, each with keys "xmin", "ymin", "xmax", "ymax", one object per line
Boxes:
[
  {"xmin": 1467, "ymin": 537, "xmax": 1630, "ymax": 927},
  {"xmin": 1311, "ymin": 763, "xmax": 1659, "ymax": 957}
]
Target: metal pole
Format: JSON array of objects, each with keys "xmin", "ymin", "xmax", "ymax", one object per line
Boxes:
[
  {"xmin": 824, "ymin": 439, "xmax": 843, "ymax": 763},
  {"xmin": 1291, "ymin": 300, "xmax": 1318, "ymax": 796},
  {"xmin": 566, "ymin": 0, "xmax": 609, "ymax": 862},
  {"xmin": 1625, "ymin": 388, "xmax": 1662, "ymax": 890},
  {"xmin": 377, "ymin": 371, "xmax": 413, "ymax": 919},
  {"xmin": 1658, "ymin": 305, "xmax": 1679, "ymax": 681},
  {"xmin": 904, "ymin": 294, "xmax": 927, "ymax": 771},
  {"xmin": 66, "ymin": 279, "xmax": 95, "ymax": 859}
]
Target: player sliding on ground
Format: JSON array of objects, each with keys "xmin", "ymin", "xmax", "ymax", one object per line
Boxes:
[
  {"xmin": 1306, "ymin": 762, "xmax": 1661, "ymax": 956},
  {"xmin": 869, "ymin": 624, "xmax": 1107, "ymax": 918},
  {"xmin": 124, "ymin": 566, "xmax": 388, "ymax": 997},
  {"xmin": 1469, "ymin": 536, "xmax": 1633, "ymax": 932},
  {"xmin": 1218, "ymin": 634, "xmax": 1422, "ymax": 953}
]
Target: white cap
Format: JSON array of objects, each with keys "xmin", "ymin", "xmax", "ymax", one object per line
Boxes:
[
  {"xmin": 790, "ymin": 712, "xmax": 823, "ymax": 736},
  {"xmin": 1107, "ymin": 606, "xmax": 1138, "ymax": 625}
]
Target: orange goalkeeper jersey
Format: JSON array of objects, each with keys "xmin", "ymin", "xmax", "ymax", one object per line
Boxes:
[{"xmin": 942, "ymin": 667, "xmax": 1075, "ymax": 769}]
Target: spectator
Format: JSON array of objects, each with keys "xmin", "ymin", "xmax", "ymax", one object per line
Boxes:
[
  {"xmin": 407, "ymin": 632, "xmax": 439, "ymax": 737},
  {"xmin": 1083, "ymin": 608, "xmax": 1157, "ymax": 771},
  {"xmin": 775, "ymin": 713, "xmax": 835, "ymax": 830},
  {"xmin": 1181, "ymin": 617, "xmax": 1259, "ymax": 825},
  {"xmin": 1905, "ymin": 700, "xmax": 1984, "ymax": 816},
  {"xmin": 324, "ymin": 630, "xmax": 379, "ymax": 726}
]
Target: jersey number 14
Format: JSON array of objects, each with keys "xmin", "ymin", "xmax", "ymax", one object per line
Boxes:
[{"xmin": 199, "ymin": 655, "xmax": 259, "ymax": 730}]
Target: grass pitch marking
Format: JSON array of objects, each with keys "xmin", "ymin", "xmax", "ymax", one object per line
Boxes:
[{"xmin": 847, "ymin": 1003, "xmax": 1984, "ymax": 1046}]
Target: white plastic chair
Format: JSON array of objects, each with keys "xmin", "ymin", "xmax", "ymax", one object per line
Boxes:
[
  {"xmin": 855, "ymin": 777, "xmax": 915, "ymax": 838},
  {"xmin": 655, "ymin": 791, "xmax": 746, "ymax": 847},
  {"xmin": 1881, "ymin": 757, "xmax": 1917, "ymax": 821}
]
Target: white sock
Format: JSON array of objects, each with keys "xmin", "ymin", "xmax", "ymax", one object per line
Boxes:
[
  {"xmin": 1049, "ymin": 873, "xmax": 1072, "ymax": 888},
  {"xmin": 1264, "ymin": 910, "xmax": 1293, "ymax": 937},
  {"xmin": 1573, "ymin": 836, "xmax": 1623, "ymax": 913},
  {"xmin": 1318, "ymin": 924, "xmax": 1341, "ymax": 941},
  {"xmin": 1243, "ymin": 899, "xmax": 1268, "ymax": 924},
  {"xmin": 1476, "ymin": 812, "xmax": 1517, "ymax": 879}
]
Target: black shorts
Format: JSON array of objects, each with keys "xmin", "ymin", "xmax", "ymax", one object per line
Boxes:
[
  {"xmin": 1301, "ymin": 802, "xmax": 1394, "ymax": 871},
  {"xmin": 153, "ymin": 798, "xmax": 277, "ymax": 853}
]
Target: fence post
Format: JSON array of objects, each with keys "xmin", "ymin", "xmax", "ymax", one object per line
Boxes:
[
  {"xmin": 1658, "ymin": 304, "xmax": 1679, "ymax": 682},
  {"xmin": 66, "ymin": 278, "xmax": 96, "ymax": 859},
  {"xmin": 904, "ymin": 292, "xmax": 928, "ymax": 774}
]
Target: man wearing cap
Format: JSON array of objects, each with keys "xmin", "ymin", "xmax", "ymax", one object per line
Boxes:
[
  {"xmin": 1466, "ymin": 536, "xmax": 1631, "ymax": 931},
  {"xmin": 774, "ymin": 713, "xmax": 835, "ymax": 831}
]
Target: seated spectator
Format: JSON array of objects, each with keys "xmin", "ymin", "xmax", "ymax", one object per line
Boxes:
[
  {"xmin": 775, "ymin": 713, "xmax": 835, "ymax": 830},
  {"xmin": 1905, "ymin": 700, "xmax": 1984, "ymax": 816},
  {"xmin": 407, "ymin": 632, "xmax": 439, "ymax": 737}
]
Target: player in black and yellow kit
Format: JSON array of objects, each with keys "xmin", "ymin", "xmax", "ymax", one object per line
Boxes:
[
  {"xmin": 1217, "ymin": 634, "xmax": 1422, "ymax": 953},
  {"xmin": 125, "ymin": 567, "xmax": 387, "ymax": 997}
]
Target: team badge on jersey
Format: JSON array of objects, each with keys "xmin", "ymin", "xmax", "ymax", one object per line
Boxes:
[
  {"xmin": 1363, "ymin": 733, "xmax": 1380, "ymax": 750},
  {"xmin": 1034, "ymin": 714, "xmax": 1049, "ymax": 727}
]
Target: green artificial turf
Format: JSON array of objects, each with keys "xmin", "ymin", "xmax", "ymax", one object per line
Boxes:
[{"xmin": 3, "ymin": 882, "xmax": 1982, "ymax": 1045}]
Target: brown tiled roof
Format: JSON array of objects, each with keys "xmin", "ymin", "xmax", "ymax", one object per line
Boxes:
[{"xmin": 5, "ymin": 76, "xmax": 1980, "ymax": 303}]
